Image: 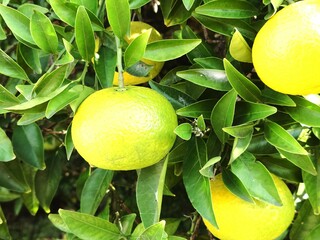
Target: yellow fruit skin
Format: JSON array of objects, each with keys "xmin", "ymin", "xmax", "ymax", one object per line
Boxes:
[
  {"xmin": 71, "ymin": 86, "xmax": 177, "ymax": 170},
  {"xmin": 113, "ymin": 21, "xmax": 164, "ymax": 86},
  {"xmin": 203, "ymin": 174, "xmax": 295, "ymax": 240},
  {"xmin": 252, "ymin": 0, "xmax": 320, "ymax": 95}
]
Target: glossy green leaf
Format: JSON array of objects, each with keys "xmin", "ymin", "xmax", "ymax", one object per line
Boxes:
[
  {"xmin": 174, "ymin": 123, "xmax": 192, "ymax": 140},
  {"xmin": 234, "ymin": 101, "xmax": 277, "ymax": 125},
  {"xmin": 229, "ymin": 28, "xmax": 252, "ymax": 63},
  {"xmin": 17, "ymin": 109, "xmax": 46, "ymax": 126},
  {"xmin": 177, "ymin": 69, "xmax": 231, "ymax": 91},
  {"xmin": 289, "ymin": 200, "xmax": 320, "ymax": 240},
  {"xmin": 106, "ymin": 0, "xmax": 130, "ymax": 39},
  {"xmin": 137, "ymin": 221, "xmax": 167, "ymax": 239},
  {"xmin": 59, "ymin": 209, "xmax": 121, "ymax": 240},
  {"xmin": 0, "ymin": 4, "xmax": 35, "ymax": 45},
  {"xmin": 303, "ymin": 155, "xmax": 320, "ymax": 214},
  {"xmin": 306, "ymin": 224, "xmax": 320, "ymax": 240},
  {"xmin": 195, "ymin": 0, "xmax": 259, "ymax": 19},
  {"xmin": 264, "ymin": 120, "xmax": 308, "ymax": 155},
  {"xmin": 183, "ymin": 137, "xmax": 217, "ymax": 227},
  {"xmin": 125, "ymin": 28, "xmax": 151, "ymax": 68},
  {"xmin": 129, "ymin": 0, "xmax": 151, "ymax": 9},
  {"xmin": 231, "ymin": 152, "xmax": 282, "ymax": 205},
  {"xmin": 277, "ymin": 149, "xmax": 316, "ymax": 176},
  {"xmin": 70, "ymin": 0, "xmax": 98, "ymax": 13},
  {"xmin": 21, "ymin": 164, "xmax": 39, "ymax": 216},
  {"xmin": 210, "ymin": 89, "xmax": 237, "ymax": 143},
  {"xmin": 118, "ymin": 213, "xmax": 136, "ymax": 236},
  {"xmin": 0, "ymin": 161, "xmax": 30, "ymax": 193},
  {"xmin": 193, "ymin": 13, "xmax": 257, "ymax": 40},
  {"xmin": 64, "ymin": 124, "xmax": 74, "ymax": 160},
  {"xmin": 261, "ymin": 87, "xmax": 296, "ymax": 106},
  {"xmin": 0, "ymin": 206, "xmax": 10, "ymax": 240},
  {"xmin": 48, "ymin": 214, "xmax": 71, "ymax": 233},
  {"xmin": 285, "ymin": 96, "xmax": 320, "ymax": 127},
  {"xmin": 75, "ymin": 6, "xmax": 95, "ymax": 61},
  {"xmin": 194, "ymin": 57, "xmax": 224, "ymax": 69},
  {"xmin": 80, "ymin": 169, "xmax": 113, "ymax": 215},
  {"xmin": 18, "ymin": 3, "xmax": 49, "ymax": 18},
  {"xmin": 230, "ymin": 132, "xmax": 253, "ymax": 163},
  {"xmin": 0, "ymin": 49, "xmax": 30, "ymax": 81},
  {"xmin": 144, "ymin": 39, "xmax": 202, "ymax": 61},
  {"xmin": 168, "ymin": 141, "xmax": 189, "ymax": 164},
  {"xmin": 182, "ymin": 0, "xmax": 195, "ymax": 10},
  {"xmin": 33, "ymin": 64, "xmax": 68, "ymax": 97},
  {"xmin": 0, "ymin": 128, "xmax": 15, "ymax": 162},
  {"xmin": 149, "ymin": 80, "xmax": 195, "ymax": 110},
  {"xmin": 224, "ymin": 58, "xmax": 262, "ymax": 102},
  {"xmin": 56, "ymin": 39, "xmax": 74, "ymax": 65},
  {"xmin": 199, "ymin": 157, "xmax": 221, "ymax": 178},
  {"xmin": 137, "ymin": 157, "xmax": 168, "ymax": 228},
  {"xmin": 223, "ymin": 123, "xmax": 254, "ymax": 138},
  {"xmin": 30, "ymin": 10, "xmax": 58, "ymax": 53},
  {"xmin": 0, "ymin": 187, "xmax": 20, "ymax": 202},
  {"xmin": 18, "ymin": 43, "xmax": 42, "ymax": 74},
  {"xmin": 12, "ymin": 123, "xmax": 44, "ymax": 169}
]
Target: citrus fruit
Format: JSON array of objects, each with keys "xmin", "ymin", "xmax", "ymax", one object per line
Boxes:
[
  {"xmin": 252, "ymin": 0, "xmax": 320, "ymax": 95},
  {"xmin": 203, "ymin": 173, "xmax": 295, "ymax": 240},
  {"xmin": 71, "ymin": 86, "xmax": 177, "ymax": 170},
  {"xmin": 113, "ymin": 21, "xmax": 164, "ymax": 86}
]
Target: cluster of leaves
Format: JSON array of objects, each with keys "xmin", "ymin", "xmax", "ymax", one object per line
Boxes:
[{"xmin": 0, "ymin": 0, "xmax": 320, "ymax": 239}]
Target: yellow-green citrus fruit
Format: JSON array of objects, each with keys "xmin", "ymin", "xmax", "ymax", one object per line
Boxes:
[
  {"xmin": 113, "ymin": 21, "xmax": 164, "ymax": 86},
  {"xmin": 203, "ymin": 174, "xmax": 295, "ymax": 240},
  {"xmin": 71, "ymin": 86, "xmax": 177, "ymax": 170},
  {"xmin": 252, "ymin": 0, "xmax": 320, "ymax": 95}
]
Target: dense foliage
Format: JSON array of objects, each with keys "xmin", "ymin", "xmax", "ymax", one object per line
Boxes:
[{"xmin": 0, "ymin": 0, "xmax": 320, "ymax": 239}]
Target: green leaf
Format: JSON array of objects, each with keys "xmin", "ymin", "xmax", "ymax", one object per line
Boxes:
[
  {"xmin": 261, "ymin": 87, "xmax": 296, "ymax": 106},
  {"xmin": 194, "ymin": 57, "xmax": 224, "ymax": 69},
  {"xmin": 0, "ymin": 4, "xmax": 35, "ymax": 45},
  {"xmin": 18, "ymin": 43, "xmax": 42, "ymax": 74},
  {"xmin": 0, "ymin": 49, "xmax": 30, "ymax": 81},
  {"xmin": 33, "ymin": 64, "xmax": 68, "ymax": 97},
  {"xmin": 223, "ymin": 123, "xmax": 254, "ymax": 138},
  {"xmin": 224, "ymin": 58, "xmax": 262, "ymax": 102},
  {"xmin": 59, "ymin": 209, "xmax": 121, "ymax": 240},
  {"xmin": 144, "ymin": 39, "xmax": 202, "ymax": 61},
  {"xmin": 231, "ymin": 152, "xmax": 282, "ymax": 206},
  {"xmin": 80, "ymin": 169, "xmax": 113, "ymax": 215},
  {"xmin": 182, "ymin": 0, "xmax": 195, "ymax": 10},
  {"xmin": 30, "ymin": 10, "xmax": 58, "ymax": 53},
  {"xmin": 176, "ymin": 99, "xmax": 217, "ymax": 119},
  {"xmin": 137, "ymin": 221, "xmax": 167, "ymax": 240},
  {"xmin": 306, "ymin": 224, "xmax": 320, "ymax": 240},
  {"xmin": 285, "ymin": 96, "xmax": 320, "ymax": 127},
  {"xmin": 289, "ymin": 200, "xmax": 320, "ymax": 240},
  {"xmin": 229, "ymin": 28, "xmax": 252, "ymax": 63},
  {"xmin": 277, "ymin": 149, "xmax": 316, "ymax": 176},
  {"xmin": 106, "ymin": 0, "xmax": 130, "ymax": 39},
  {"xmin": 12, "ymin": 123, "xmax": 45, "ymax": 169},
  {"xmin": 264, "ymin": 120, "xmax": 308, "ymax": 155},
  {"xmin": 199, "ymin": 157, "xmax": 221, "ymax": 178},
  {"xmin": 195, "ymin": 0, "xmax": 259, "ymax": 19},
  {"xmin": 118, "ymin": 213, "xmax": 137, "ymax": 236},
  {"xmin": 48, "ymin": 214, "xmax": 71, "ymax": 234},
  {"xmin": 183, "ymin": 137, "xmax": 217, "ymax": 227},
  {"xmin": 21, "ymin": 164, "xmax": 39, "ymax": 215},
  {"xmin": 125, "ymin": 28, "xmax": 151, "ymax": 68},
  {"xmin": 177, "ymin": 69, "xmax": 231, "ymax": 91},
  {"xmin": 129, "ymin": 0, "xmax": 151, "ymax": 9},
  {"xmin": 137, "ymin": 157, "xmax": 168, "ymax": 228},
  {"xmin": 230, "ymin": 132, "xmax": 253, "ymax": 163},
  {"xmin": 0, "ymin": 128, "xmax": 15, "ymax": 162},
  {"xmin": 210, "ymin": 89, "xmax": 237, "ymax": 143},
  {"xmin": 70, "ymin": 0, "xmax": 98, "ymax": 13},
  {"xmin": 303, "ymin": 155, "xmax": 320, "ymax": 214},
  {"xmin": 174, "ymin": 123, "xmax": 192, "ymax": 140},
  {"xmin": 18, "ymin": 3, "xmax": 49, "ymax": 18},
  {"xmin": 0, "ymin": 205, "xmax": 11, "ymax": 240},
  {"xmin": 149, "ymin": 80, "xmax": 195, "ymax": 110},
  {"xmin": 64, "ymin": 124, "xmax": 74, "ymax": 160},
  {"xmin": 234, "ymin": 101, "xmax": 277, "ymax": 125},
  {"xmin": 75, "ymin": 6, "xmax": 95, "ymax": 61}
]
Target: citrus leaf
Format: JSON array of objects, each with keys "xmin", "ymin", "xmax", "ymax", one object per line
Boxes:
[
  {"xmin": 30, "ymin": 10, "xmax": 58, "ymax": 53},
  {"xmin": 0, "ymin": 49, "xmax": 30, "ymax": 81},
  {"xmin": 174, "ymin": 123, "xmax": 193, "ymax": 140},
  {"xmin": 231, "ymin": 151, "xmax": 282, "ymax": 206},
  {"xmin": 18, "ymin": 3, "xmax": 49, "ymax": 18},
  {"xmin": 230, "ymin": 132, "xmax": 253, "ymax": 163},
  {"xmin": 289, "ymin": 200, "xmax": 320, "ymax": 240},
  {"xmin": 149, "ymin": 80, "xmax": 196, "ymax": 110},
  {"xmin": 106, "ymin": 0, "xmax": 130, "ymax": 39},
  {"xmin": 285, "ymin": 96, "xmax": 320, "ymax": 127},
  {"xmin": 12, "ymin": 123, "xmax": 45, "ymax": 170},
  {"xmin": 80, "ymin": 168, "xmax": 113, "ymax": 215},
  {"xmin": 277, "ymin": 149, "xmax": 316, "ymax": 176},
  {"xmin": 194, "ymin": 57, "xmax": 224, "ymax": 69},
  {"xmin": 264, "ymin": 120, "xmax": 308, "ymax": 155},
  {"xmin": 64, "ymin": 124, "xmax": 74, "ymax": 160},
  {"xmin": 129, "ymin": 0, "xmax": 151, "ymax": 9},
  {"xmin": 0, "ymin": 128, "xmax": 15, "ymax": 162},
  {"xmin": 59, "ymin": 210, "xmax": 121, "ymax": 240},
  {"xmin": 306, "ymin": 224, "xmax": 320, "ymax": 240},
  {"xmin": 229, "ymin": 28, "xmax": 252, "ymax": 63},
  {"xmin": 261, "ymin": 87, "xmax": 296, "ymax": 106},
  {"xmin": 48, "ymin": 214, "xmax": 71, "ymax": 234},
  {"xmin": 210, "ymin": 89, "xmax": 237, "ymax": 143},
  {"xmin": 178, "ymin": 99, "xmax": 217, "ymax": 120},
  {"xmin": 0, "ymin": 4, "xmax": 35, "ymax": 45},
  {"xmin": 137, "ymin": 157, "xmax": 168, "ymax": 228},
  {"xmin": 223, "ymin": 123, "xmax": 254, "ymax": 138},
  {"xmin": 124, "ymin": 28, "xmax": 151, "ymax": 68},
  {"xmin": 70, "ymin": 0, "xmax": 97, "ymax": 13},
  {"xmin": 224, "ymin": 58, "xmax": 262, "ymax": 102},
  {"xmin": 18, "ymin": 43, "xmax": 42, "ymax": 74},
  {"xmin": 234, "ymin": 101, "xmax": 277, "ymax": 125},
  {"xmin": 199, "ymin": 156, "xmax": 221, "ymax": 178},
  {"xmin": 21, "ymin": 164, "xmax": 39, "ymax": 216},
  {"xmin": 182, "ymin": 0, "xmax": 196, "ymax": 10},
  {"xmin": 118, "ymin": 213, "xmax": 137, "ymax": 236},
  {"xmin": 75, "ymin": 6, "xmax": 95, "ymax": 61},
  {"xmin": 176, "ymin": 69, "xmax": 231, "ymax": 91},
  {"xmin": 183, "ymin": 137, "xmax": 217, "ymax": 228},
  {"xmin": 137, "ymin": 221, "xmax": 167, "ymax": 240},
  {"xmin": 144, "ymin": 39, "xmax": 202, "ymax": 61},
  {"xmin": 195, "ymin": 0, "xmax": 259, "ymax": 19}
]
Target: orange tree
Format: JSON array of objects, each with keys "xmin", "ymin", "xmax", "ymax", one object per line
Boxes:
[{"xmin": 0, "ymin": 0, "xmax": 320, "ymax": 239}]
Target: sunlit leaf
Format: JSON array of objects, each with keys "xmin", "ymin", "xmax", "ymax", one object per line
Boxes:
[{"xmin": 106, "ymin": 0, "xmax": 130, "ymax": 39}]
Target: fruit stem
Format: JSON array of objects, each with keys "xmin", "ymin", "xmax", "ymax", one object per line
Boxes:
[{"xmin": 115, "ymin": 36, "xmax": 125, "ymax": 90}]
